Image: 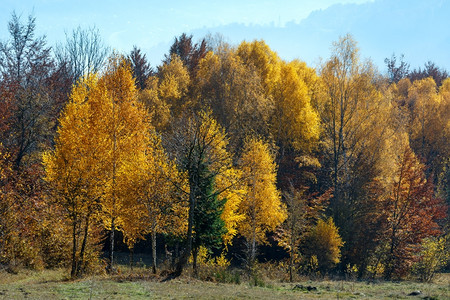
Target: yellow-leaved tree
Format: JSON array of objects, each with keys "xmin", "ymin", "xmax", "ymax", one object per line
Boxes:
[
  {"xmin": 236, "ymin": 40, "xmax": 320, "ymax": 154},
  {"xmin": 301, "ymin": 218, "xmax": 344, "ymax": 274},
  {"xmin": 95, "ymin": 55, "xmax": 152, "ymax": 272},
  {"xmin": 316, "ymin": 34, "xmax": 398, "ymax": 272},
  {"xmin": 195, "ymin": 48, "xmax": 273, "ymax": 150},
  {"xmin": 121, "ymin": 132, "xmax": 188, "ymax": 273},
  {"xmin": 43, "ymin": 75, "xmax": 106, "ymax": 278},
  {"xmin": 407, "ymin": 77, "xmax": 442, "ymax": 159},
  {"xmin": 46, "ymin": 55, "xmax": 155, "ymax": 275},
  {"xmin": 236, "ymin": 40, "xmax": 321, "ymax": 191},
  {"xmin": 215, "ymin": 166, "xmax": 246, "ymax": 246},
  {"xmin": 238, "ymin": 136, "xmax": 286, "ymax": 265},
  {"xmin": 437, "ymin": 78, "xmax": 450, "ymax": 203},
  {"xmin": 139, "ymin": 54, "xmax": 191, "ymax": 132},
  {"xmin": 406, "ymin": 77, "xmax": 450, "ymax": 199},
  {"xmin": 272, "ymin": 60, "xmax": 320, "ymax": 154},
  {"xmin": 236, "ymin": 40, "xmax": 281, "ymax": 97}
]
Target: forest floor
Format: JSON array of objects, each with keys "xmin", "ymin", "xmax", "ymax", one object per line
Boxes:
[{"xmin": 0, "ymin": 267, "xmax": 449, "ymax": 299}]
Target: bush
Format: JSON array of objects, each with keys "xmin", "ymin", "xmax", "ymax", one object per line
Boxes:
[
  {"xmin": 413, "ymin": 236, "xmax": 449, "ymax": 282},
  {"xmin": 188, "ymin": 246, "xmax": 237, "ymax": 283},
  {"xmin": 300, "ymin": 218, "xmax": 344, "ymax": 274}
]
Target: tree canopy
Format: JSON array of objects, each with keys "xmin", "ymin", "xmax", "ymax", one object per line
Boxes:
[{"xmin": 0, "ymin": 13, "xmax": 447, "ymax": 281}]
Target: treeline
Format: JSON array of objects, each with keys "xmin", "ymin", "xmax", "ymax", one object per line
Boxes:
[{"xmin": 0, "ymin": 13, "xmax": 448, "ymax": 282}]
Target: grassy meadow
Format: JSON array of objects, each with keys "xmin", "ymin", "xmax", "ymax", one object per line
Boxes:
[{"xmin": 0, "ymin": 267, "xmax": 448, "ymax": 299}]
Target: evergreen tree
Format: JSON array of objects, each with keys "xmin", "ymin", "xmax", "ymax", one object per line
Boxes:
[{"xmin": 191, "ymin": 159, "xmax": 227, "ymax": 276}]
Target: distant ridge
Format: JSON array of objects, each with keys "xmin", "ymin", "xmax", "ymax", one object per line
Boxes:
[{"xmin": 149, "ymin": 0, "xmax": 450, "ymax": 72}]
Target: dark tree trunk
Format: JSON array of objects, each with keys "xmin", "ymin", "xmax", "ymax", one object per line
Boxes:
[
  {"xmin": 152, "ymin": 224, "xmax": 157, "ymax": 274},
  {"xmin": 171, "ymin": 243, "xmax": 179, "ymax": 269},
  {"xmin": 129, "ymin": 249, "xmax": 134, "ymax": 270},
  {"xmin": 71, "ymin": 221, "xmax": 78, "ymax": 278},
  {"xmin": 172, "ymin": 184, "xmax": 196, "ymax": 278},
  {"xmin": 192, "ymin": 247, "xmax": 199, "ymax": 277},
  {"xmin": 108, "ymin": 217, "xmax": 115, "ymax": 272},
  {"xmin": 289, "ymin": 251, "xmax": 293, "ymax": 282},
  {"xmin": 76, "ymin": 216, "xmax": 89, "ymax": 277}
]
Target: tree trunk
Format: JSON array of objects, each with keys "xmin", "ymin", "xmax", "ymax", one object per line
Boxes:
[
  {"xmin": 108, "ymin": 93, "xmax": 117, "ymax": 273},
  {"xmin": 251, "ymin": 235, "xmax": 256, "ymax": 265},
  {"xmin": 288, "ymin": 224, "xmax": 294, "ymax": 282},
  {"xmin": 71, "ymin": 220, "xmax": 78, "ymax": 278},
  {"xmin": 172, "ymin": 243, "xmax": 179, "ymax": 269},
  {"xmin": 192, "ymin": 247, "xmax": 198, "ymax": 278},
  {"xmin": 289, "ymin": 251, "xmax": 293, "ymax": 282},
  {"xmin": 76, "ymin": 215, "xmax": 90, "ymax": 277},
  {"xmin": 108, "ymin": 217, "xmax": 115, "ymax": 272},
  {"xmin": 249, "ymin": 216, "xmax": 257, "ymax": 268},
  {"xmin": 129, "ymin": 249, "xmax": 134, "ymax": 270},
  {"xmin": 152, "ymin": 224, "xmax": 157, "ymax": 274},
  {"xmin": 384, "ymin": 231, "xmax": 396, "ymax": 280},
  {"xmin": 172, "ymin": 181, "xmax": 196, "ymax": 278}
]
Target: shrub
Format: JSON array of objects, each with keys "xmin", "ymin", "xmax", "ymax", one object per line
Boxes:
[
  {"xmin": 413, "ymin": 235, "xmax": 449, "ymax": 282},
  {"xmin": 301, "ymin": 218, "xmax": 344, "ymax": 274},
  {"xmin": 188, "ymin": 246, "xmax": 236, "ymax": 283}
]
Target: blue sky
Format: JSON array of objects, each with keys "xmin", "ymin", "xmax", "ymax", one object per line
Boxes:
[
  {"xmin": 0, "ymin": 0, "xmax": 371, "ymax": 46},
  {"xmin": 1, "ymin": 0, "xmax": 449, "ymax": 72},
  {"xmin": 0, "ymin": 1, "xmax": 372, "ymax": 60}
]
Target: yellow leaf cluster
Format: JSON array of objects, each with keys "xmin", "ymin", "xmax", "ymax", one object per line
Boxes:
[
  {"xmin": 43, "ymin": 74, "xmax": 105, "ymax": 219},
  {"xmin": 310, "ymin": 218, "xmax": 344, "ymax": 265},
  {"xmin": 236, "ymin": 40, "xmax": 320, "ymax": 153},
  {"xmin": 195, "ymin": 49, "xmax": 273, "ymax": 149},
  {"xmin": 273, "ymin": 61, "xmax": 320, "ymax": 151},
  {"xmin": 237, "ymin": 40, "xmax": 281, "ymax": 97},
  {"xmin": 138, "ymin": 54, "xmax": 190, "ymax": 131},
  {"xmin": 215, "ymin": 167, "xmax": 245, "ymax": 245},
  {"xmin": 238, "ymin": 137, "xmax": 287, "ymax": 245}
]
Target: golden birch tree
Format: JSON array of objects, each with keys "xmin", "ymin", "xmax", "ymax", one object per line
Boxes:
[
  {"xmin": 406, "ymin": 77, "xmax": 450, "ymax": 197},
  {"xmin": 301, "ymin": 218, "xmax": 344, "ymax": 273},
  {"xmin": 121, "ymin": 132, "xmax": 188, "ymax": 273},
  {"xmin": 43, "ymin": 75, "xmax": 105, "ymax": 278},
  {"xmin": 272, "ymin": 60, "xmax": 320, "ymax": 154},
  {"xmin": 139, "ymin": 54, "xmax": 191, "ymax": 132},
  {"xmin": 238, "ymin": 136, "xmax": 286, "ymax": 265},
  {"xmin": 195, "ymin": 49, "xmax": 273, "ymax": 150},
  {"xmin": 236, "ymin": 40, "xmax": 281, "ymax": 97},
  {"xmin": 95, "ymin": 55, "xmax": 151, "ymax": 272},
  {"xmin": 235, "ymin": 40, "xmax": 321, "ymax": 192}
]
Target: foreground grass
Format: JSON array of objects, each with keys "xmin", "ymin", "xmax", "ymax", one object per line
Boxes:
[{"xmin": 0, "ymin": 268, "xmax": 449, "ymax": 299}]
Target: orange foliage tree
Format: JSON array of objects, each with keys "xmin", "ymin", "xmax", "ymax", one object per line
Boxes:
[{"xmin": 376, "ymin": 147, "xmax": 447, "ymax": 279}]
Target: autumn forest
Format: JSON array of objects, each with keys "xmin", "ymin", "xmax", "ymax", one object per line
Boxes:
[{"xmin": 0, "ymin": 13, "xmax": 448, "ymax": 283}]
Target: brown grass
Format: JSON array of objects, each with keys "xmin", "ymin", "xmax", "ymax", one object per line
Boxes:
[{"xmin": 0, "ymin": 268, "xmax": 449, "ymax": 299}]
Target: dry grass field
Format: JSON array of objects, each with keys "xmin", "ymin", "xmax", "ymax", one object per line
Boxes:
[{"xmin": 0, "ymin": 268, "xmax": 449, "ymax": 299}]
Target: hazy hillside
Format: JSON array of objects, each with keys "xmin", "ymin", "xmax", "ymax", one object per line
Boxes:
[{"xmin": 147, "ymin": 0, "xmax": 450, "ymax": 71}]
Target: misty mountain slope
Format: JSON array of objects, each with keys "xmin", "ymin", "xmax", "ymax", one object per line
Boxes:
[{"xmin": 180, "ymin": 0, "xmax": 450, "ymax": 70}]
